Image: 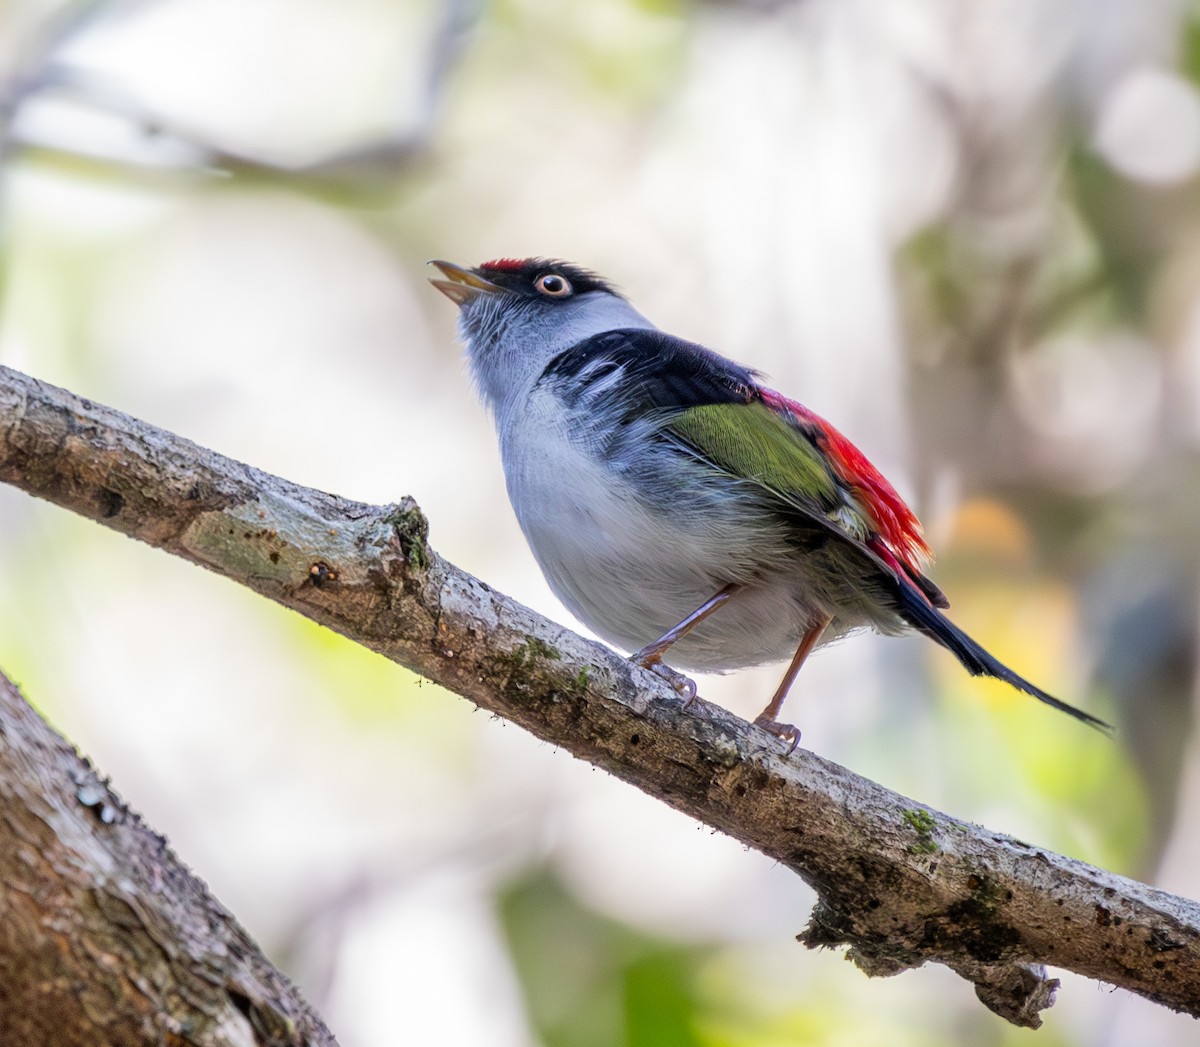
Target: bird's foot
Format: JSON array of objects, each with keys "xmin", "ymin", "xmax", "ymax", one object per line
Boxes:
[
  {"xmin": 632, "ymin": 654, "xmax": 698, "ymax": 705},
  {"xmin": 753, "ymin": 714, "xmax": 802, "ymax": 754}
]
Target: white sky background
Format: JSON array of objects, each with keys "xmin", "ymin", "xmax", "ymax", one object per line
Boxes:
[{"xmin": 1, "ymin": 0, "xmax": 1199, "ymax": 1044}]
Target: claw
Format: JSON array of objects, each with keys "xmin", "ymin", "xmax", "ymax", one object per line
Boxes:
[
  {"xmin": 754, "ymin": 714, "xmax": 801, "ymax": 754},
  {"xmin": 633, "ymin": 655, "xmax": 698, "ymax": 705}
]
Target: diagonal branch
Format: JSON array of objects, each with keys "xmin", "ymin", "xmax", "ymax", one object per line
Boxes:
[{"xmin": 1, "ymin": 362, "xmax": 1198, "ymax": 1029}]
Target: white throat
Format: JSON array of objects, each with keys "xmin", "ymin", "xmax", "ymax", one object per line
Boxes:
[{"xmin": 462, "ymin": 291, "xmax": 658, "ymax": 423}]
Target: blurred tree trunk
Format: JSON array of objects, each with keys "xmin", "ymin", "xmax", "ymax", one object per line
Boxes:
[{"xmin": 0, "ymin": 669, "xmax": 338, "ymax": 1047}]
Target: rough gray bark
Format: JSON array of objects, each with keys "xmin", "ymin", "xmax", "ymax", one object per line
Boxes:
[
  {"xmin": 2, "ymin": 362, "xmax": 1199, "ymax": 1030},
  {"xmin": 0, "ymin": 669, "xmax": 339, "ymax": 1047}
]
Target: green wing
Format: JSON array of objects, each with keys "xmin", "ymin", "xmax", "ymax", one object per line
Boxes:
[{"xmin": 667, "ymin": 402, "xmax": 871, "ymax": 540}]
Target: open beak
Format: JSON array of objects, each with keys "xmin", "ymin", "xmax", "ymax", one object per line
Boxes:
[{"xmin": 428, "ymin": 260, "xmax": 503, "ymax": 306}]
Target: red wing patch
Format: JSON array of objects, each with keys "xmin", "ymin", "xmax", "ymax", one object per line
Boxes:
[{"xmin": 758, "ymin": 387, "xmax": 933, "ymax": 573}]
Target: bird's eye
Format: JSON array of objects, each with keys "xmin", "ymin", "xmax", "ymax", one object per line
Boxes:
[{"xmin": 534, "ymin": 273, "xmax": 573, "ymax": 298}]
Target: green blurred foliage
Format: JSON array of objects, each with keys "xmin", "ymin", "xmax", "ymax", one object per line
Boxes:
[
  {"xmin": 487, "ymin": 0, "xmax": 687, "ymax": 107},
  {"xmin": 499, "ymin": 870, "xmax": 709, "ymax": 1047},
  {"xmin": 1064, "ymin": 144, "xmax": 1166, "ymax": 326}
]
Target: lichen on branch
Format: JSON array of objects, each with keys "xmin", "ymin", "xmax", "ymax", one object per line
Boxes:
[{"xmin": 3, "ymin": 362, "xmax": 1200, "ymax": 1029}]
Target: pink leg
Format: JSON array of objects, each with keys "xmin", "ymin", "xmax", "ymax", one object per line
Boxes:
[
  {"xmin": 631, "ymin": 584, "xmax": 741, "ymax": 702},
  {"xmin": 753, "ymin": 614, "xmax": 832, "ymax": 752}
]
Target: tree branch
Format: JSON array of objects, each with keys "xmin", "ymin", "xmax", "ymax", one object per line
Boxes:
[
  {"xmin": 2, "ymin": 362, "xmax": 1198, "ymax": 1029},
  {"xmin": 0, "ymin": 667, "xmax": 339, "ymax": 1046}
]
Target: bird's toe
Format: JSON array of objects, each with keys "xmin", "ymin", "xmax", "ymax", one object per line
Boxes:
[
  {"xmin": 636, "ymin": 658, "xmax": 699, "ymax": 705},
  {"xmin": 753, "ymin": 715, "xmax": 802, "ymax": 753}
]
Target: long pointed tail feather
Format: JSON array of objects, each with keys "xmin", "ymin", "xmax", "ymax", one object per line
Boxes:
[{"xmin": 896, "ymin": 579, "xmax": 1113, "ymax": 734}]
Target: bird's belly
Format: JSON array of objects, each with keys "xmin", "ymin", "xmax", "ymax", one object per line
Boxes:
[{"xmin": 505, "ymin": 439, "xmax": 845, "ymax": 671}]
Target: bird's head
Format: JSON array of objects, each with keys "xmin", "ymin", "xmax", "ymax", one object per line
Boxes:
[{"xmin": 429, "ymin": 257, "xmax": 656, "ymax": 415}]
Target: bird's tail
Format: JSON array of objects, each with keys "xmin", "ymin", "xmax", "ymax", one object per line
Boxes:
[{"xmin": 895, "ymin": 580, "xmax": 1112, "ymax": 734}]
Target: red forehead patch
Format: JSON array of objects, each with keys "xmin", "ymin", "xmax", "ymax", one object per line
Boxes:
[{"xmin": 480, "ymin": 257, "xmax": 528, "ymax": 272}]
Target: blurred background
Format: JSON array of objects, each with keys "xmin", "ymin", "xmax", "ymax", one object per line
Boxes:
[{"xmin": 0, "ymin": 0, "xmax": 1197, "ymax": 1043}]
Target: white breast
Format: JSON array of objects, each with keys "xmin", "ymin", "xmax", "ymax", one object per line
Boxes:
[{"xmin": 498, "ymin": 387, "xmax": 822, "ymax": 670}]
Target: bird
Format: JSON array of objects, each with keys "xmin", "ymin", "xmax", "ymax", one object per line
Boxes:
[{"xmin": 429, "ymin": 256, "xmax": 1110, "ymax": 747}]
